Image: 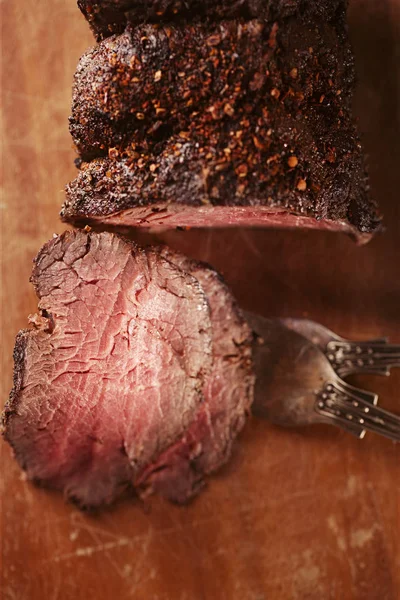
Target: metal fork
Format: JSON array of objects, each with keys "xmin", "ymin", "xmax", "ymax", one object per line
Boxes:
[
  {"xmin": 282, "ymin": 318, "xmax": 400, "ymax": 378},
  {"xmin": 245, "ymin": 314, "xmax": 400, "ymax": 442}
]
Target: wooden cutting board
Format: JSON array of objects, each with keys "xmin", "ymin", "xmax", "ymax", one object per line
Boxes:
[{"xmin": 1, "ymin": 1, "xmax": 399, "ymax": 598}]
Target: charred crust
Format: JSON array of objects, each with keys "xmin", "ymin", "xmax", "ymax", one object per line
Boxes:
[
  {"xmin": 2, "ymin": 331, "xmax": 29, "ymax": 437},
  {"xmin": 63, "ymin": 15, "xmax": 381, "ymax": 235},
  {"xmin": 78, "ymin": 0, "xmax": 348, "ymax": 41}
]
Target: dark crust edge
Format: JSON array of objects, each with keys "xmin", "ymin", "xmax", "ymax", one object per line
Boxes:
[
  {"xmin": 78, "ymin": 0, "xmax": 348, "ymax": 41},
  {"xmin": 2, "ymin": 330, "xmax": 30, "ymax": 442},
  {"xmin": 135, "ymin": 248, "xmax": 255, "ymax": 502}
]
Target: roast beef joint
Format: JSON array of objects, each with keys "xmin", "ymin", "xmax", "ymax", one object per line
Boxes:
[{"xmin": 62, "ymin": 1, "xmax": 381, "ymax": 241}]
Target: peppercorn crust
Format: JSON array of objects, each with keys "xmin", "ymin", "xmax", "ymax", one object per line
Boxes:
[{"xmin": 63, "ymin": 16, "xmax": 381, "ymax": 236}]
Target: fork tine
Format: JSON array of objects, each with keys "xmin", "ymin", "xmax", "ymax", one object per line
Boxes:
[
  {"xmin": 281, "ymin": 318, "xmax": 399, "ymax": 378},
  {"xmin": 316, "ymin": 380, "xmax": 400, "ymax": 442},
  {"xmin": 332, "ymin": 385, "xmax": 377, "ymax": 438},
  {"xmin": 326, "ymin": 341, "xmax": 400, "ymax": 377}
]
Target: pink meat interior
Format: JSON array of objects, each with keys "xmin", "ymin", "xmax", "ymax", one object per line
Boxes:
[{"xmin": 5, "ymin": 231, "xmax": 212, "ymax": 507}]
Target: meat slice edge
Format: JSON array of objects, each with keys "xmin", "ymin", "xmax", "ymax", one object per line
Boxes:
[
  {"xmin": 2, "ymin": 231, "xmax": 213, "ymax": 508},
  {"xmin": 61, "ymin": 204, "xmax": 376, "ymax": 244},
  {"xmin": 136, "ymin": 248, "xmax": 255, "ymax": 503}
]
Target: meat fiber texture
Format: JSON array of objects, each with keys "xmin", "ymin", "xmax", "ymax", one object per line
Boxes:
[
  {"xmin": 2, "ymin": 231, "xmax": 254, "ymax": 508},
  {"xmin": 62, "ymin": 4, "xmax": 381, "ymax": 241}
]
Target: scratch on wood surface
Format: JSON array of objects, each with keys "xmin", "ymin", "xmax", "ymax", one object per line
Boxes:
[
  {"xmin": 343, "ymin": 474, "xmax": 359, "ymax": 498},
  {"xmin": 53, "ymin": 501, "xmax": 295, "ymax": 568},
  {"xmin": 350, "ymin": 525, "xmax": 380, "ymax": 549},
  {"xmin": 238, "ymin": 230, "xmax": 263, "ymax": 259},
  {"xmin": 365, "ymin": 477, "xmax": 393, "ymax": 563},
  {"xmin": 51, "ymin": 538, "xmax": 131, "ymax": 562},
  {"xmin": 50, "ymin": 516, "xmax": 63, "ymax": 600},
  {"xmin": 69, "ymin": 530, "xmax": 79, "ymax": 542},
  {"xmin": 233, "ymin": 580, "xmax": 267, "ymax": 600},
  {"xmin": 234, "ymin": 483, "xmax": 316, "ymax": 510},
  {"xmin": 128, "ymin": 527, "xmax": 154, "ymax": 595},
  {"xmin": 290, "ymin": 549, "xmax": 326, "ymax": 598},
  {"xmin": 3, "ymin": 587, "xmax": 18, "ymax": 600},
  {"xmin": 82, "ymin": 516, "xmax": 128, "ymax": 579},
  {"xmin": 70, "ymin": 512, "xmax": 133, "ymax": 541},
  {"xmin": 327, "ymin": 515, "xmax": 347, "ymax": 551},
  {"xmin": 48, "ymin": 515, "xmax": 218, "ymax": 564},
  {"xmin": 167, "ymin": 510, "xmax": 200, "ymax": 556}
]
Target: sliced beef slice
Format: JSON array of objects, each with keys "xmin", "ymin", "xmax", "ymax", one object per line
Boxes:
[
  {"xmin": 137, "ymin": 249, "xmax": 254, "ymax": 502},
  {"xmin": 2, "ymin": 231, "xmax": 214, "ymax": 508},
  {"xmin": 2, "ymin": 231, "xmax": 254, "ymax": 508},
  {"xmin": 78, "ymin": 0, "xmax": 344, "ymax": 41},
  {"xmin": 63, "ymin": 17, "xmax": 381, "ymax": 240}
]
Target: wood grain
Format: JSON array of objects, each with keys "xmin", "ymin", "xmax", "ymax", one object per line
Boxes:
[{"xmin": 1, "ymin": 1, "xmax": 399, "ymax": 599}]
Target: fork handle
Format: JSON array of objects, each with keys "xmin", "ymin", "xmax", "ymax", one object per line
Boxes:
[{"xmin": 316, "ymin": 380, "xmax": 400, "ymax": 442}]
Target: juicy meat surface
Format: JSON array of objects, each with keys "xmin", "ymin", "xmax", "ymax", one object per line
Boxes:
[
  {"xmin": 63, "ymin": 14, "xmax": 381, "ymax": 237},
  {"xmin": 78, "ymin": 0, "xmax": 345, "ymax": 41},
  {"xmin": 2, "ymin": 231, "xmax": 213, "ymax": 508},
  {"xmin": 137, "ymin": 249, "xmax": 254, "ymax": 502},
  {"xmin": 2, "ymin": 231, "xmax": 253, "ymax": 507},
  {"xmin": 63, "ymin": 205, "xmax": 374, "ymax": 244}
]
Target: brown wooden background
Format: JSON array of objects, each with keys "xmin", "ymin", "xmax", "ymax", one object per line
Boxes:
[{"xmin": 1, "ymin": 1, "xmax": 399, "ymax": 598}]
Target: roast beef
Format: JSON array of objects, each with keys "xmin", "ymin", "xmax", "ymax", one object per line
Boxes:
[
  {"xmin": 2, "ymin": 230, "xmax": 253, "ymax": 507},
  {"xmin": 62, "ymin": 12, "xmax": 381, "ymax": 241}
]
